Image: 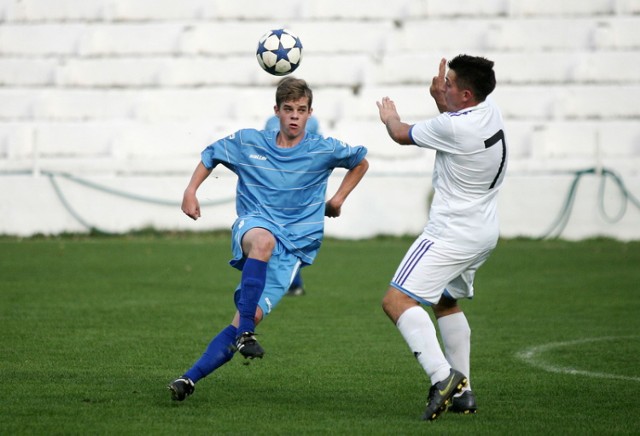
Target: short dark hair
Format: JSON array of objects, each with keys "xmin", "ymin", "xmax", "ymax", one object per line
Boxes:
[
  {"xmin": 275, "ymin": 77, "xmax": 313, "ymax": 109},
  {"xmin": 448, "ymin": 55, "xmax": 496, "ymax": 101}
]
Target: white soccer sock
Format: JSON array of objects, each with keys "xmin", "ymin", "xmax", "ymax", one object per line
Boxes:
[
  {"xmin": 438, "ymin": 311, "xmax": 472, "ymax": 392},
  {"xmin": 396, "ymin": 306, "xmax": 451, "ymax": 385}
]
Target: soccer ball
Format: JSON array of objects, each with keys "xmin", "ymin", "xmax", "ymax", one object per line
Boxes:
[{"xmin": 256, "ymin": 29, "xmax": 303, "ymax": 76}]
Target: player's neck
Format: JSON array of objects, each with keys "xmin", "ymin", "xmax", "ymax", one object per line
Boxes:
[{"xmin": 276, "ymin": 133, "xmax": 303, "ymax": 148}]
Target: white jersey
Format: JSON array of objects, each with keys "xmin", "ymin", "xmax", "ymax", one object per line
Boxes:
[{"xmin": 409, "ymin": 97, "xmax": 508, "ymax": 250}]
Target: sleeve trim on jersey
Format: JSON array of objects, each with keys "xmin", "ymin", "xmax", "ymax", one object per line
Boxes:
[
  {"xmin": 349, "ymin": 146, "xmax": 368, "ymax": 170},
  {"xmin": 408, "ymin": 124, "xmax": 416, "ymax": 145}
]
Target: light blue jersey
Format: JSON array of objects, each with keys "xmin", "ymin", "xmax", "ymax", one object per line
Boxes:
[{"xmin": 201, "ymin": 128, "xmax": 367, "ymax": 267}]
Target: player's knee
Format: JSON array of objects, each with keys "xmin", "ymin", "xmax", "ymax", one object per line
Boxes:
[
  {"xmin": 256, "ymin": 233, "xmax": 276, "ymax": 252},
  {"xmin": 382, "ymin": 287, "xmax": 412, "ymax": 321},
  {"xmin": 243, "ymin": 229, "xmax": 276, "ymax": 260},
  {"xmin": 381, "ymin": 289, "xmax": 396, "ymax": 314},
  {"xmin": 381, "ymin": 293, "xmax": 392, "ymax": 315}
]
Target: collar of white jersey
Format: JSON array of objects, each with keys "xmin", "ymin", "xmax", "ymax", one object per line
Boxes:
[{"xmin": 447, "ymin": 98, "xmax": 491, "ymax": 117}]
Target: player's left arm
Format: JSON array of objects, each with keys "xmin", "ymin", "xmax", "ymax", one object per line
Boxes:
[
  {"xmin": 325, "ymin": 158, "xmax": 369, "ymax": 218},
  {"xmin": 429, "ymin": 58, "xmax": 448, "ymax": 113}
]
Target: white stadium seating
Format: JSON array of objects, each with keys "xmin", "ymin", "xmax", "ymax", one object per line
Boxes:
[{"xmin": 0, "ymin": 1, "xmax": 638, "ymax": 239}]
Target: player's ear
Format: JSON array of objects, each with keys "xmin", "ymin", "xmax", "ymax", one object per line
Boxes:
[{"xmin": 273, "ymin": 104, "xmax": 279, "ymax": 115}]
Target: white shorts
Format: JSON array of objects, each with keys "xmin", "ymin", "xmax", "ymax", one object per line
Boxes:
[{"xmin": 390, "ymin": 234, "xmax": 494, "ymax": 305}]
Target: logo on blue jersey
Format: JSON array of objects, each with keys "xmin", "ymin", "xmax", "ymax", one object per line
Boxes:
[{"xmin": 249, "ymin": 154, "xmax": 267, "ymax": 161}]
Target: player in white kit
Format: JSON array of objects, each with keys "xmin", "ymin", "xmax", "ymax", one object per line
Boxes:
[{"xmin": 376, "ymin": 54, "xmax": 508, "ymax": 421}]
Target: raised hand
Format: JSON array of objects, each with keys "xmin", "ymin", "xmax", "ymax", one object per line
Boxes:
[{"xmin": 429, "ymin": 58, "xmax": 448, "ymax": 112}]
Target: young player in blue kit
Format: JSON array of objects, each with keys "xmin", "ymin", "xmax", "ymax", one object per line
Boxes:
[
  {"xmin": 168, "ymin": 77, "xmax": 369, "ymax": 401},
  {"xmin": 264, "ymin": 112, "xmax": 322, "ymax": 296}
]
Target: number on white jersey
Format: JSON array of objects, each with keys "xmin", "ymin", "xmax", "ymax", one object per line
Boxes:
[{"xmin": 484, "ymin": 129, "xmax": 506, "ymax": 190}]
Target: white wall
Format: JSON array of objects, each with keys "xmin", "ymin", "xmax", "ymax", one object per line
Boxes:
[{"xmin": 1, "ymin": 0, "xmax": 639, "ymax": 240}]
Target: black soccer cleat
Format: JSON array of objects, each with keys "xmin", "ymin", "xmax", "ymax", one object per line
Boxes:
[
  {"xmin": 422, "ymin": 369, "xmax": 468, "ymax": 421},
  {"xmin": 234, "ymin": 331, "xmax": 265, "ymax": 359},
  {"xmin": 449, "ymin": 390, "xmax": 477, "ymax": 414},
  {"xmin": 286, "ymin": 286, "xmax": 306, "ymax": 297},
  {"xmin": 168, "ymin": 377, "xmax": 195, "ymax": 401}
]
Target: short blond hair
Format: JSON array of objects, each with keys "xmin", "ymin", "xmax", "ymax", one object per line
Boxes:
[{"xmin": 275, "ymin": 77, "xmax": 313, "ymax": 109}]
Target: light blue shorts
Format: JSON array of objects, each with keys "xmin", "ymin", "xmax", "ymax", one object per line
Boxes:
[{"xmin": 230, "ymin": 216, "xmax": 302, "ymax": 317}]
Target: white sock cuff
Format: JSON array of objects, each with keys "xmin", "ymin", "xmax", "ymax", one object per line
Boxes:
[
  {"xmin": 396, "ymin": 305, "xmax": 427, "ymax": 328},
  {"xmin": 437, "ymin": 311, "xmax": 470, "ymax": 331}
]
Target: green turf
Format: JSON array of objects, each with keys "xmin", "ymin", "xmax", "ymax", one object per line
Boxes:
[{"xmin": 1, "ymin": 234, "xmax": 639, "ymax": 434}]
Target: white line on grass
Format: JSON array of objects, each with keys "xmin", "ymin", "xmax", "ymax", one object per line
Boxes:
[{"xmin": 516, "ymin": 336, "xmax": 640, "ymax": 382}]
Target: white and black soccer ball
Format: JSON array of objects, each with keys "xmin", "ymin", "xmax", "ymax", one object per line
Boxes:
[{"xmin": 256, "ymin": 29, "xmax": 303, "ymax": 76}]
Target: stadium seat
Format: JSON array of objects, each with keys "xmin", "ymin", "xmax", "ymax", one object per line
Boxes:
[
  {"xmin": 78, "ymin": 23, "xmax": 185, "ymax": 57},
  {"xmin": 370, "ymin": 53, "xmax": 448, "ymax": 85},
  {"xmin": 178, "ymin": 22, "xmax": 279, "ymax": 56},
  {"xmin": 503, "ymin": 121, "xmax": 534, "ymax": 160},
  {"xmin": 394, "ymin": 19, "xmax": 494, "ymax": 52},
  {"xmin": 489, "ymin": 51, "xmax": 640, "ymax": 84},
  {"xmin": 33, "ymin": 121, "xmax": 122, "ymax": 158},
  {"xmin": 591, "ymin": 17, "xmax": 640, "ymax": 49},
  {"xmin": 0, "ymin": 89, "xmax": 42, "ymax": 119},
  {"xmin": 27, "ymin": 89, "xmax": 138, "ymax": 121},
  {"xmin": 307, "ymin": 0, "xmax": 420, "ymax": 20},
  {"xmin": 131, "ymin": 88, "xmax": 259, "ymax": 122},
  {"xmin": 0, "ymin": 58, "xmax": 57, "ymax": 86},
  {"xmin": 0, "ymin": 23, "xmax": 85, "ymax": 56},
  {"xmin": 495, "ymin": 84, "xmax": 640, "ymax": 121},
  {"xmin": 0, "ymin": 122, "xmax": 34, "ymax": 160},
  {"xmin": 112, "ymin": 121, "xmax": 235, "ymax": 159},
  {"xmin": 305, "ymin": 87, "xmax": 356, "ymax": 127},
  {"xmin": 486, "ymin": 18, "xmax": 599, "ymax": 51},
  {"xmin": 57, "ymin": 58, "xmax": 166, "ymax": 88},
  {"xmin": 0, "ymin": 0, "xmax": 109, "ymax": 22},
  {"xmin": 560, "ymin": 85, "xmax": 640, "ymax": 119},
  {"xmin": 530, "ymin": 122, "xmax": 599, "ymax": 160},
  {"xmin": 109, "ymin": 0, "xmax": 210, "ymax": 21},
  {"xmin": 598, "ymin": 121, "xmax": 640, "ymax": 157},
  {"xmin": 509, "ymin": 0, "xmax": 616, "ymax": 16},
  {"xmin": 202, "ymin": 0, "xmax": 308, "ymax": 20},
  {"xmin": 296, "ymin": 20, "xmax": 395, "ymax": 56},
  {"xmin": 422, "ymin": 0, "xmax": 508, "ymax": 18},
  {"xmin": 297, "ymin": 54, "xmax": 371, "ymax": 88}
]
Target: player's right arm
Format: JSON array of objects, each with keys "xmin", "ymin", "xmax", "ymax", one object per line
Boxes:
[
  {"xmin": 377, "ymin": 97, "xmax": 412, "ymax": 145},
  {"xmin": 182, "ymin": 161, "xmax": 212, "ymax": 220}
]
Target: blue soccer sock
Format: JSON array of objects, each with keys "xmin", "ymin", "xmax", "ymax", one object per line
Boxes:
[
  {"xmin": 236, "ymin": 258, "xmax": 268, "ymax": 334},
  {"xmin": 184, "ymin": 324, "xmax": 237, "ymax": 383}
]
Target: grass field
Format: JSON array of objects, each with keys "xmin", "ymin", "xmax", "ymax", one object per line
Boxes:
[{"xmin": 1, "ymin": 234, "xmax": 639, "ymax": 435}]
